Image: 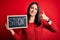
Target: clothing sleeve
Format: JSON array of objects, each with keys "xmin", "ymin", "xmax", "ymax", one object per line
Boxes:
[
  {"xmin": 42, "ymin": 19, "xmax": 58, "ymax": 33},
  {"xmin": 13, "ymin": 29, "xmax": 23, "ymax": 40}
]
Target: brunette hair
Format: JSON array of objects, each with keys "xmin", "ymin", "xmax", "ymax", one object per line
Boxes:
[{"xmin": 27, "ymin": 2, "xmax": 41, "ymax": 26}]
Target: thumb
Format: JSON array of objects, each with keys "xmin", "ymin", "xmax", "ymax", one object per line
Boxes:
[
  {"xmin": 5, "ymin": 23, "xmax": 10, "ymax": 30},
  {"xmin": 42, "ymin": 10, "xmax": 46, "ymax": 16},
  {"xmin": 42, "ymin": 10, "xmax": 46, "ymax": 17}
]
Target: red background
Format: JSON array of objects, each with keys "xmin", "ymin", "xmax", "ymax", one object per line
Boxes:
[{"xmin": 0, "ymin": 0, "xmax": 60, "ymax": 40}]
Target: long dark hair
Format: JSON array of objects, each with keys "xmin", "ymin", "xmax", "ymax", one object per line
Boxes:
[{"xmin": 27, "ymin": 2, "xmax": 41, "ymax": 26}]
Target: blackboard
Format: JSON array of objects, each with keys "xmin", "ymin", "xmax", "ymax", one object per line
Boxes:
[{"xmin": 7, "ymin": 15, "xmax": 28, "ymax": 29}]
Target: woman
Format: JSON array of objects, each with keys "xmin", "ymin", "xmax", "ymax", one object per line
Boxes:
[{"xmin": 5, "ymin": 2, "xmax": 58, "ymax": 40}]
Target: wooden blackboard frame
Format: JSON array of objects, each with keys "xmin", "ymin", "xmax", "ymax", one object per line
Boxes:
[{"xmin": 7, "ymin": 15, "xmax": 28, "ymax": 29}]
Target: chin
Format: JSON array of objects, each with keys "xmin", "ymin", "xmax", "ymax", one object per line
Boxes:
[{"xmin": 30, "ymin": 15, "xmax": 35, "ymax": 17}]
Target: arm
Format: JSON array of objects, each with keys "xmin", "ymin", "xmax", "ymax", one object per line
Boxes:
[
  {"xmin": 42, "ymin": 10, "xmax": 58, "ymax": 33},
  {"xmin": 42, "ymin": 19, "xmax": 58, "ymax": 33},
  {"xmin": 5, "ymin": 24, "xmax": 22, "ymax": 40},
  {"xmin": 13, "ymin": 29, "xmax": 23, "ymax": 40}
]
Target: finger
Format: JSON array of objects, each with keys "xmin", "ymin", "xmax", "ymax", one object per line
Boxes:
[
  {"xmin": 42, "ymin": 10, "xmax": 48, "ymax": 17},
  {"xmin": 5, "ymin": 23, "xmax": 7, "ymax": 28},
  {"xmin": 5, "ymin": 23, "xmax": 10, "ymax": 30},
  {"xmin": 42, "ymin": 10, "xmax": 45, "ymax": 14},
  {"xmin": 42, "ymin": 10, "xmax": 45, "ymax": 17}
]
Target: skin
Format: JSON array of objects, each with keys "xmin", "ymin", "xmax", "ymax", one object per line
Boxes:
[
  {"xmin": 29, "ymin": 4, "xmax": 38, "ymax": 23},
  {"xmin": 29, "ymin": 4, "xmax": 37, "ymax": 17}
]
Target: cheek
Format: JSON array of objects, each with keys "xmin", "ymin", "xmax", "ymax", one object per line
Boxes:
[
  {"xmin": 35, "ymin": 10, "xmax": 37, "ymax": 13},
  {"xmin": 30, "ymin": 8, "xmax": 33, "ymax": 12},
  {"xmin": 35, "ymin": 10, "xmax": 37, "ymax": 14},
  {"xmin": 29, "ymin": 9, "xmax": 31, "ymax": 14},
  {"xmin": 29, "ymin": 9, "xmax": 31, "ymax": 13}
]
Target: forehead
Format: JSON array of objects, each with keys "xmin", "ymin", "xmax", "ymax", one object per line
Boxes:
[{"xmin": 31, "ymin": 4, "xmax": 37, "ymax": 8}]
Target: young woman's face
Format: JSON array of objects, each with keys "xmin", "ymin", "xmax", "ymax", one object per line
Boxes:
[{"xmin": 29, "ymin": 4, "xmax": 38, "ymax": 17}]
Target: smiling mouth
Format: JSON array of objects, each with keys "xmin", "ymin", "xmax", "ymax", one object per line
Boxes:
[{"xmin": 31, "ymin": 12, "xmax": 35, "ymax": 14}]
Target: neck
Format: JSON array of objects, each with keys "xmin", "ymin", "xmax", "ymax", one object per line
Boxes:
[{"xmin": 29, "ymin": 16, "xmax": 35, "ymax": 23}]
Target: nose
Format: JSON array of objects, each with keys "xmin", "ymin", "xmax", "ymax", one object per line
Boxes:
[{"xmin": 32, "ymin": 8, "xmax": 35, "ymax": 12}]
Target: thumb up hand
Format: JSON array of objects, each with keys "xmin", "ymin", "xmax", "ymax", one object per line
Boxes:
[
  {"xmin": 42, "ymin": 10, "xmax": 49, "ymax": 21},
  {"xmin": 42, "ymin": 10, "xmax": 52, "ymax": 25}
]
